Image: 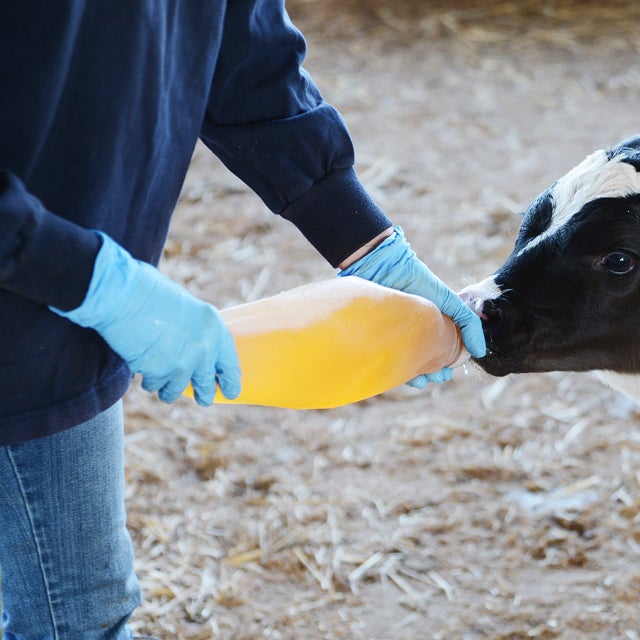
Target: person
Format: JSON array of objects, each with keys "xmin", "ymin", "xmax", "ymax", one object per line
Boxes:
[{"xmin": 0, "ymin": 2, "xmax": 485, "ymax": 638}]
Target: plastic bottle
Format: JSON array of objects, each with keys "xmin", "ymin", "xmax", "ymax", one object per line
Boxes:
[{"xmin": 183, "ymin": 276, "xmax": 464, "ymax": 409}]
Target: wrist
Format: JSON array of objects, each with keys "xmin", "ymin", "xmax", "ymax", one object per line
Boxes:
[
  {"xmin": 338, "ymin": 226, "xmax": 395, "ymax": 270},
  {"xmin": 50, "ymin": 231, "xmax": 142, "ymax": 327}
]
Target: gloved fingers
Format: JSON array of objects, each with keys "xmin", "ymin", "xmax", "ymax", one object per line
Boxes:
[
  {"xmin": 457, "ymin": 312, "xmax": 486, "ymax": 359},
  {"xmin": 158, "ymin": 374, "xmax": 192, "ymax": 404},
  {"xmin": 190, "ymin": 366, "xmax": 218, "ymax": 407},
  {"xmin": 140, "ymin": 373, "xmax": 169, "ymax": 395},
  {"xmin": 216, "ymin": 363, "xmax": 242, "ymax": 400},
  {"xmin": 139, "ymin": 366, "xmax": 191, "ymax": 403},
  {"xmin": 214, "ymin": 333, "xmax": 242, "ymax": 400},
  {"xmin": 186, "ymin": 327, "xmax": 241, "ymax": 405},
  {"xmin": 407, "ymin": 367, "xmax": 453, "ymax": 388},
  {"xmin": 407, "ymin": 374, "xmax": 428, "ymax": 389},
  {"xmin": 436, "ymin": 287, "xmax": 487, "ymax": 359},
  {"xmin": 141, "ymin": 362, "xmax": 232, "ymax": 407},
  {"xmin": 426, "ymin": 367, "xmax": 454, "ymax": 384}
]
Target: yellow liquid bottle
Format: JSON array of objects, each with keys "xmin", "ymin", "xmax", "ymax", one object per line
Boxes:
[{"xmin": 184, "ymin": 276, "xmax": 464, "ymax": 409}]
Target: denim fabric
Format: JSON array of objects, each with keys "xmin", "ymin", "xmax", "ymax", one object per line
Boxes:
[{"xmin": 0, "ymin": 401, "xmax": 141, "ymax": 639}]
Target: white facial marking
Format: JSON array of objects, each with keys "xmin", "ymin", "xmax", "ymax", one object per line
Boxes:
[
  {"xmin": 518, "ymin": 150, "xmax": 640, "ymax": 256},
  {"xmin": 460, "ymin": 276, "xmax": 502, "ymax": 316}
]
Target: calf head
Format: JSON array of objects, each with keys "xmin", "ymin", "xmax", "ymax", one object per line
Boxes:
[{"xmin": 461, "ymin": 136, "xmax": 640, "ymax": 379}]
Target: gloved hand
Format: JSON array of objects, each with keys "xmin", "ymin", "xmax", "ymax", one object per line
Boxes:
[
  {"xmin": 338, "ymin": 226, "xmax": 486, "ymax": 388},
  {"xmin": 50, "ymin": 232, "xmax": 241, "ymax": 406}
]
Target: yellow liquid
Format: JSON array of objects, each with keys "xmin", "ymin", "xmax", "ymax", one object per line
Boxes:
[{"xmin": 184, "ymin": 276, "xmax": 462, "ymax": 409}]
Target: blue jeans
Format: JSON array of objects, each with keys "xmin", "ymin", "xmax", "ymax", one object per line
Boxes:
[{"xmin": 0, "ymin": 401, "xmax": 141, "ymax": 639}]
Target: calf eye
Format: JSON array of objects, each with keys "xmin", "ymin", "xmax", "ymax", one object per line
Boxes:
[{"xmin": 597, "ymin": 251, "xmax": 637, "ymax": 275}]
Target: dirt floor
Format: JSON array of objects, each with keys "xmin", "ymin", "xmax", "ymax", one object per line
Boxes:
[{"xmin": 124, "ymin": 2, "xmax": 640, "ymax": 638}]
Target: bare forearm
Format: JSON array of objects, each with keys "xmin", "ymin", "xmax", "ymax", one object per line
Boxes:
[{"xmin": 338, "ymin": 226, "xmax": 394, "ymax": 270}]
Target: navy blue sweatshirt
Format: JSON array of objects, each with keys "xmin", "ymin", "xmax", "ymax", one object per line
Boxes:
[{"xmin": 0, "ymin": 1, "xmax": 392, "ymax": 444}]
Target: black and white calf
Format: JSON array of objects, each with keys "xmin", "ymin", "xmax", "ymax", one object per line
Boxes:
[{"xmin": 460, "ymin": 135, "xmax": 640, "ymax": 401}]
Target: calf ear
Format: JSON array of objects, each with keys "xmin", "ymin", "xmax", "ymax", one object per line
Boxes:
[{"xmin": 608, "ymin": 135, "xmax": 640, "ymax": 171}]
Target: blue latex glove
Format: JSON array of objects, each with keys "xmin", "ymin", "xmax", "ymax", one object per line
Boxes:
[
  {"xmin": 339, "ymin": 226, "xmax": 486, "ymax": 388},
  {"xmin": 50, "ymin": 232, "xmax": 241, "ymax": 406}
]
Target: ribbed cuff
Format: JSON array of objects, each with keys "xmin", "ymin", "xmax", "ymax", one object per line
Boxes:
[
  {"xmin": 279, "ymin": 167, "xmax": 393, "ymax": 268},
  {"xmin": 50, "ymin": 231, "xmax": 141, "ymax": 326},
  {"xmin": 0, "ymin": 173, "xmax": 101, "ymax": 310}
]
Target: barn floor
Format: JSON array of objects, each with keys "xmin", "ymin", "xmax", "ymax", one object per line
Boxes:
[{"xmin": 124, "ymin": 2, "xmax": 640, "ymax": 638}]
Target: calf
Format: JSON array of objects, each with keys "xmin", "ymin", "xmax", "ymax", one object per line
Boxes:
[{"xmin": 460, "ymin": 135, "xmax": 640, "ymax": 401}]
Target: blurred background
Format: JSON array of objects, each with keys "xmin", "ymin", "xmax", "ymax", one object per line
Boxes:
[{"xmin": 125, "ymin": 2, "xmax": 640, "ymax": 638}]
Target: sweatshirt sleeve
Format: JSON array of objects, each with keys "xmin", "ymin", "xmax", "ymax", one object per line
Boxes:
[
  {"xmin": 199, "ymin": 0, "xmax": 392, "ymax": 267},
  {"xmin": 0, "ymin": 171, "xmax": 101, "ymax": 311}
]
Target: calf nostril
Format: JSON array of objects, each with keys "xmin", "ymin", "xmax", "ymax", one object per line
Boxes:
[{"xmin": 480, "ymin": 303, "xmax": 502, "ymax": 324}]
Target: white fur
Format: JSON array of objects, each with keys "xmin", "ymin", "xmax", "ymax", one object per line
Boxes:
[
  {"xmin": 596, "ymin": 371, "xmax": 640, "ymax": 404},
  {"xmin": 459, "ymin": 275, "xmax": 502, "ymax": 314},
  {"xmin": 518, "ymin": 150, "xmax": 640, "ymax": 256}
]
